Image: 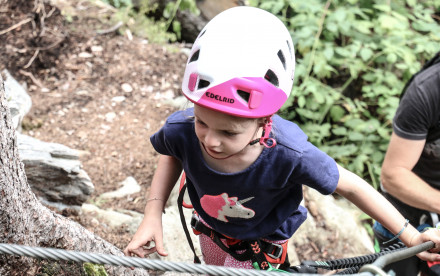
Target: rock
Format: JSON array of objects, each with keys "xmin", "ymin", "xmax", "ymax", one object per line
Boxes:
[
  {"xmin": 17, "ymin": 134, "xmax": 94, "ymax": 210},
  {"xmin": 121, "ymin": 83, "xmax": 133, "ymax": 93},
  {"xmin": 162, "ymin": 180, "xmax": 201, "ymax": 263},
  {"xmin": 2, "ymin": 69, "xmax": 32, "ymax": 131},
  {"xmin": 105, "ymin": 111, "xmax": 117, "ymax": 122},
  {"xmin": 111, "ymin": 96, "xmax": 126, "ymax": 103},
  {"xmin": 99, "ymin": 176, "xmax": 141, "ymax": 199},
  {"xmin": 292, "ymin": 187, "xmax": 374, "ymax": 260},
  {"xmin": 81, "ymin": 204, "xmax": 143, "ymax": 234}
]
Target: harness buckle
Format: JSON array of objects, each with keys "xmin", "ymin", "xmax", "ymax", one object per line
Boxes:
[
  {"xmin": 267, "ymin": 243, "xmax": 283, "ymax": 259},
  {"xmin": 190, "ymin": 213, "xmax": 202, "ymax": 235},
  {"xmin": 190, "ymin": 213, "xmax": 198, "ymax": 228}
]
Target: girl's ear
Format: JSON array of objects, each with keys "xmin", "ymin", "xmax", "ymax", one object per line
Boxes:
[
  {"xmin": 259, "ymin": 116, "xmax": 273, "ymax": 126},
  {"xmin": 258, "ymin": 118, "xmax": 266, "ymax": 127}
]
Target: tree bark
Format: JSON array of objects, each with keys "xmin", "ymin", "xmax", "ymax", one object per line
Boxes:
[
  {"xmin": 146, "ymin": 0, "xmax": 246, "ymax": 43},
  {"xmin": 0, "ymin": 76, "xmax": 148, "ymax": 276}
]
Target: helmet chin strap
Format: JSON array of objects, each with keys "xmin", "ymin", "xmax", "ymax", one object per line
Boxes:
[{"xmin": 249, "ymin": 116, "xmax": 276, "ymax": 148}]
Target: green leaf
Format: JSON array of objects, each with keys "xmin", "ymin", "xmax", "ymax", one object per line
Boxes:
[
  {"xmin": 330, "ymin": 105, "xmax": 345, "ymax": 122},
  {"xmin": 406, "ymin": 0, "xmax": 417, "ymax": 7},
  {"xmin": 332, "ymin": 126, "xmax": 347, "ymax": 136},
  {"xmin": 322, "ymin": 144, "xmax": 358, "ymax": 159},
  {"xmin": 377, "ymin": 127, "xmax": 391, "ymax": 139},
  {"xmin": 354, "ymin": 21, "xmax": 373, "ymax": 34},
  {"xmin": 298, "ymin": 95, "xmax": 306, "ymax": 108},
  {"xmin": 373, "ymin": 4, "xmax": 391, "ymax": 13},
  {"xmin": 348, "ymin": 131, "xmax": 364, "ymax": 141},
  {"xmin": 335, "ymin": 47, "xmax": 351, "ymax": 57},
  {"xmin": 360, "ymin": 48, "xmax": 373, "ymax": 61},
  {"xmin": 386, "ymin": 53, "xmax": 397, "ymax": 63},
  {"xmin": 333, "ymin": 9, "xmax": 347, "ymax": 22},
  {"xmin": 353, "ymin": 154, "xmax": 368, "ymax": 173},
  {"xmin": 163, "ymin": 2, "xmax": 174, "ymax": 18},
  {"xmin": 323, "ymin": 47, "xmax": 334, "ymax": 61},
  {"xmin": 345, "ymin": 118, "xmax": 365, "ymax": 129},
  {"xmin": 326, "ymin": 22, "xmax": 338, "ymax": 33}
]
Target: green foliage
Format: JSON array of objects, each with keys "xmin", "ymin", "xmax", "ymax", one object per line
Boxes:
[
  {"xmin": 163, "ymin": 0, "xmax": 199, "ymax": 40},
  {"xmin": 101, "ymin": 0, "xmax": 132, "ymax": 8},
  {"xmin": 251, "ymin": 0, "xmax": 440, "ymax": 187},
  {"xmin": 103, "ymin": 0, "xmax": 198, "ymax": 43},
  {"xmin": 111, "ymin": 4, "xmax": 177, "ymax": 44},
  {"xmin": 36, "ymin": 260, "xmax": 88, "ymax": 276},
  {"xmin": 83, "ymin": 263, "xmax": 108, "ymax": 276}
]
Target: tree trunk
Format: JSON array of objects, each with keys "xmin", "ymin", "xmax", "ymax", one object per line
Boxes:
[
  {"xmin": 0, "ymin": 76, "xmax": 148, "ymax": 276},
  {"xmin": 146, "ymin": 0, "xmax": 246, "ymax": 43}
]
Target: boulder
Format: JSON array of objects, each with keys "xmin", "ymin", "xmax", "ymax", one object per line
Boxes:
[
  {"xmin": 17, "ymin": 133, "xmax": 94, "ymax": 211},
  {"xmin": 2, "ymin": 69, "xmax": 32, "ymax": 131}
]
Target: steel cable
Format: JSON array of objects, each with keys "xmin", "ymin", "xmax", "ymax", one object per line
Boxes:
[
  {"xmin": 1, "ymin": 242, "xmax": 434, "ymax": 275},
  {"xmin": 0, "ymin": 243, "xmax": 315, "ymax": 276}
]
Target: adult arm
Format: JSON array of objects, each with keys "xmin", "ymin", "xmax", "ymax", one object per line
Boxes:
[
  {"xmin": 335, "ymin": 164, "xmax": 440, "ymax": 261},
  {"xmin": 124, "ymin": 154, "xmax": 183, "ymax": 257},
  {"xmin": 381, "ymin": 132, "xmax": 440, "ymax": 214}
]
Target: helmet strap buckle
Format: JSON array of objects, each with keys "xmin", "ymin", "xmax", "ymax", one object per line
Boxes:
[{"xmin": 260, "ymin": 117, "xmax": 276, "ymax": 148}]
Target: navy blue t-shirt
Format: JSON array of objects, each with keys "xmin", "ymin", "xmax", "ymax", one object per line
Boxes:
[{"xmin": 150, "ymin": 108, "xmax": 339, "ymax": 240}]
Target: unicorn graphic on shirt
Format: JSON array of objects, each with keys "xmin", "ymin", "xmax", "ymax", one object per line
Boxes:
[{"xmin": 200, "ymin": 193, "xmax": 255, "ymax": 222}]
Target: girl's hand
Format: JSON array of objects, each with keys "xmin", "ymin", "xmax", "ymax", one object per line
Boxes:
[
  {"xmin": 123, "ymin": 215, "xmax": 168, "ymax": 258},
  {"xmin": 410, "ymin": 228, "xmax": 440, "ymax": 262}
]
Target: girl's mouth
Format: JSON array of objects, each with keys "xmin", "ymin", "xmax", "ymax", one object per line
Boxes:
[
  {"xmin": 201, "ymin": 143, "xmax": 231, "ymax": 160},
  {"xmin": 201, "ymin": 143, "xmax": 240, "ymax": 160},
  {"xmin": 202, "ymin": 143, "xmax": 222, "ymax": 155}
]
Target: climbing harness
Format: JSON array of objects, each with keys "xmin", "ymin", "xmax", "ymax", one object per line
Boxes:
[
  {"xmin": 178, "ymin": 172, "xmax": 290, "ymax": 271},
  {"xmin": 190, "ymin": 213, "xmax": 289, "ymax": 269}
]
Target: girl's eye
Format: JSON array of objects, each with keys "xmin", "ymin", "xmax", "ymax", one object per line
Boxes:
[
  {"xmin": 195, "ymin": 119, "xmax": 206, "ymax": 127},
  {"xmin": 223, "ymin": 131, "xmax": 237, "ymax": 137}
]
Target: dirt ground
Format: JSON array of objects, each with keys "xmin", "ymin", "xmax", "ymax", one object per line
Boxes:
[
  {"xmin": 1, "ymin": 0, "xmax": 349, "ymax": 270},
  {"xmin": 1, "ymin": 0, "xmax": 188, "ymax": 251}
]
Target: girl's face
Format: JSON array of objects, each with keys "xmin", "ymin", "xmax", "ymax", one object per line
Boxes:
[{"xmin": 194, "ymin": 105, "xmax": 262, "ymax": 159}]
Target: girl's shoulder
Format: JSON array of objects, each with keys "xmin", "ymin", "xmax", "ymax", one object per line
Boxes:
[
  {"xmin": 272, "ymin": 115, "xmax": 309, "ymax": 152},
  {"xmin": 166, "ymin": 107, "xmax": 195, "ymax": 125}
]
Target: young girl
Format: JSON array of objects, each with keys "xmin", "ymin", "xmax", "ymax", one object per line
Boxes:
[{"xmin": 124, "ymin": 6, "xmax": 440, "ymax": 270}]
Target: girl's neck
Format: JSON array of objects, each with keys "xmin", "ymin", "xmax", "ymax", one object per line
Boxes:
[{"xmin": 200, "ymin": 140, "xmax": 265, "ymax": 174}]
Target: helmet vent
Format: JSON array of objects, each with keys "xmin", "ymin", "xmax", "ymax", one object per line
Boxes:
[
  {"xmin": 286, "ymin": 40, "xmax": 292, "ymax": 59},
  {"xmin": 264, "ymin": 69, "xmax": 279, "ymax": 87},
  {"xmin": 237, "ymin": 90, "xmax": 250, "ymax": 103},
  {"xmin": 198, "ymin": 30, "xmax": 206, "ymax": 39},
  {"xmin": 189, "ymin": 49, "xmax": 200, "ymax": 63},
  {"xmin": 277, "ymin": 50, "xmax": 286, "ymax": 70},
  {"xmin": 198, "ymin": 79, "xmax": 210, "ymax": 89}
]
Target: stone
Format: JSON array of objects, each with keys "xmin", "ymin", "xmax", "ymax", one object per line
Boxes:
[
  {"xmin": 2, "ymin": 69, "xmax": 32, "ymax": 131},
  {"xmin": 17, "ymin": 134, "xmax": 94, "ymax": 210},
  {"xmin": 100, "ymin": 176, "xmax": 141, "ymax": 199}
]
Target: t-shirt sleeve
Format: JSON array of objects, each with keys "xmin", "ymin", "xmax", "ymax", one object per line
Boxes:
[
  {"xmin": 293, "ymin": 143, "xmax": 340, "ymax": 195},
  {"xmin": 150, "ymin": 123, "xmax": 176, "ymax": 156},
  {"xmin": 393, "ymin": 70, "xmax": 440, "ymax": 140},
  {"xmin": 149, "ymin": 110, "xmax": 192, "ymax": 158}
]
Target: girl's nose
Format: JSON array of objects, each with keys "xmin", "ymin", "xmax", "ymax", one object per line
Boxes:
[{"xmin": 204, "ymin": 130, "xmax": 221, "ymax": 147}]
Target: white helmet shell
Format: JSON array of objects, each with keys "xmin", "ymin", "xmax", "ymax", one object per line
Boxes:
[{"xmin": 182, "ymin": 6, "xmax": 295, "ymax": 118}]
